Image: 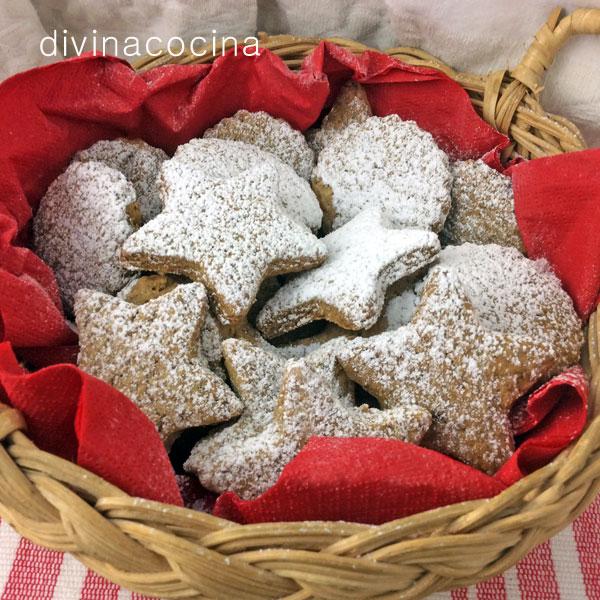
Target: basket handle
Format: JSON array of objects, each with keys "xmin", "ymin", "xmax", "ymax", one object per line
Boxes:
[{"xmin": 512, "ymin": 7, "xmax": 600, "ymax": 94}]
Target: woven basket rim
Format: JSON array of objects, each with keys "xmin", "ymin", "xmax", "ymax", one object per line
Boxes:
[{"xmin": 1, "ymin": 7, "xmax": 600, "ymax": 599}]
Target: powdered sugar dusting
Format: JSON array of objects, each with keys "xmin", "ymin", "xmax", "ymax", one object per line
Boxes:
[
  {"xmin": 186, "ymin": 336, "xmax": 431, "ymax": 499},
  {"xmin": 312, "ymin": 115, "xmax": 452, "ymax": 232},
  {"xmin": 442, "ymin": 160, "xmax": 523, "ymax": 250},
  {"xmin": 185, "ymin": 339, "xmax": 290, "ymax": 499},
  {"xmin": 164, "ymin": 137, "xmax": 322, "ymax": 231},
  {"xmin": 204, "ymin": 110, "xmax": 315, "ymax": 179},
  {"xmin": 118, "ymin": 274, "xmax": 229, "ymax": 380},
  {"xmin": 120, "ymin": 162, "xmax": 327, "ymax": 325},
  {"xmin": 307, "ymin": 81, "xmax": 373, "ymax": 155},
  {"xmin": 437, "ymin": 243, "xmax": 583, "ymax": 371},
  {"xmin": 338, "ymin": 265, "xmax": 582, "ymax": 474},
  {"xmin": 34, "ymin": 160, "xmax": 138, "ymax": 312},
  {"xmin": 277, "ymin": 337, "xmax": 431, "ymax": 453},
  {"xmin": 75, "ymin": 283, "xmax": 242, "ymax": 445},
  {"xmin": 363, "ymin": 280, "xmax": 422, "ymax": 335},
  {"xmin": 75, "ymin": 138, "xmax": 168, "ymax": 223},
  {"xmin": 257, "ymin": 208, "xmax": 440, "ymax": 337}
]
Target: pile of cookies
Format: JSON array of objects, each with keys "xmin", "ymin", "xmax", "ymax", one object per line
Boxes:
[{"xmin": 34, "ymin": 82, "xmax": 583, "ymax": 500}]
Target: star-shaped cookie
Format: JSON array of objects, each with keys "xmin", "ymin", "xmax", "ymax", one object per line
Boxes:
[
  {"xmin": 256, "ymin": 208, "xmax": 440, "ymax": 338},
  {"xmin": 118, "ymin": 274, "xmax": 229, "ymax": 379},
  {"xmin": 185, "ymin": 338, "xmax": 291, "ymax": 500},
  {"xmin": 120, "ymin": 164, "xmax": 327, "ymax": 325},
  {"xmin": 338, "ymin": 267, "xmax": 557, "ymax": 474},
  {"xmin": 306, "ymin": 81, "xmax": 372, "ymax": 155},
  {"xmin": 75, "ymin": 283, "xmax": 242, "ymax": 445},
  {"xmin": 185, "ymin": 337, "xmax": 431, "ymax": 499},
  {"xmin": 276, "ymin": 341, "xmax": 432, "ymax": 449}
]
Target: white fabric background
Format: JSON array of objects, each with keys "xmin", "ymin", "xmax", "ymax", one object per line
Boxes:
[{"xmin": 0, "ymin": 0, "xmax": 599, "ymax": 145}]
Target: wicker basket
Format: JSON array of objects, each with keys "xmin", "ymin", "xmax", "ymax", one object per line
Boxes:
[{"xmin": 1, "ymin": 7, "xmax": 599, "ymax": 599}]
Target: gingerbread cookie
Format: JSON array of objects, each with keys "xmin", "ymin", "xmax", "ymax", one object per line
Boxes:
[
  {"xmin": 204, "ymin": 110, "xmax": 315, "ymax": 179},
  {"xmin": 186, "ymin": 337, "xmax": 431, "ymax": 499},
  {"xmin": 185, "ymin": 339, "xmax": 291, "ymax": 499},
  {"xmin": 163, "ymin": 137, "xmax": 322, "ymax": 232},
  {"xmin": 75, "ymin": 139, "xmax": 168, "ymax": 223},
  {"xmin": 34, "ymin": 161, "xmax": 140, "ymax": 312},
  {"xmin": 312, "ymin": 115, "xmax": 452, "ymax": 232},
  {"xmin": 75, "ymin": 283, "xmax": 242, "ymax": 445},
  {"xmin": 442, "ymin": 160, "xmax": 524, "ymax": 251},
  {"xmin": 276, "ymin": 339, "xmax": 431, "ymax": 448},
  {"xmin": 118, "ymin": 274, "xmax": 228, "ymax": 379},
  {"xmin": 307, "ymin": 81, "xmax": 372, "ymax": 154},
  {"xmin": 120, "ymin": 163, "xmax": 327, "ymax": 325},
  {"xmin": 338, "ymin": 267, "xmax": 560, "ymax": 473},
  {"xmin": 257, "ymin": 208, "xmax": 439, "ymax": 337},
  {"xmin": 436, "ymin": 243, "xmax": 582, "ymax": 372}
]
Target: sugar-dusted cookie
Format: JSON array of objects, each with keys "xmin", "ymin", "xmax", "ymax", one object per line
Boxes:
[
  {"xmin": 118, "ymin": 274, "xmax": 228, "ymax": 379},
  {"xmin": 186, "ymin": 337, "xmax": 431, "ymax": 499},
  {"xmin": 442, "ymin": 160, "xmax": 524, "ymax": 251},
  {"xmin": 307, "ymin": 81, "xmax": 372, "ymax": 154},
  {"xmin": 34, "ymin": 161, "xmax": 140, "ymax": 312},
  {"xmin": 437, "ymin": 243, "xmax": 582, "ymax": 372},
  {"xmin": 164, "ymin": 138, "xmax": 322, "ymax": 232},
  {"xmin": 120, "ymin": 164, "xmax": 327, "ymax": 325},
  {"xmin": 204, "ymin": 110, "xmax": 315, "ymax": 179},
  {"xmin": 338, "ymin": 267, "xmax": 570, "ymax": 474},
  {"xmin": 185, "ymin": 339, "xmax": 291, "ymax": 499},
  {"xmin": 75, "ymin": 139, "xmax": 168, "ymax": 223},
  {"xmin": 276, "ymin": 342, "xmax": 431, "ymax": 449},
  {"xmin": 257, "ymin": 208, "xmax": 440, "ymax": 337},
  {"xmin": 312, "ymin": 115, "xmax": 452, "ymax": 232},
  {"xmin": 75, "ymin": 283, "xmax": 242, "ymax": 445}
]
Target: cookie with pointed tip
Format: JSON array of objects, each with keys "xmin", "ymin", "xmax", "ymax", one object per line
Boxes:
[
  {"xmin": 276, "ymin": 345, "xmax": 432, "ymax": 449},
  {"xmin": 163, "ymin": 138, "xmax": 322, "ymax": 231},
  {"xmin": 338, "ymin": 267, "xmax": 562, "ymax": 474},
  {"xmin": 361, "ymin": 275, "xmax": 424, "ymax": 336},
  {"xmin": 312, "ymin": 115, "xmax": 452, "ymax": 232},
  {"xmin": 306, "ymin": 81, "xmax": 372, "ymax": 154},
  {"xmin": 185, "ymin": 339, "xmax": 291, "ymax": 499},
  {"xmin": 75, "ymin": 138, "xmax": 168, "ymax": 223},
  {"xmin": 257, "ymin": 208, "xmax": 440, "ymax": 338},
  {"xmin": 34, "ymin": 160, "xmax": 140, "ymax": 312},
  {"xmin": 120, "ymin": 164, "xmax": 327, "ymax": 325},
  {"xmin": 441, "ymin": 160, "xmax": 524, "ymax": 251},
  {"xmin": 186, "ymin": 337, "xmax": 431, "ymax": 499},
  {"xmin": 204, "ymin": 110, "xmax": 315, "ymax": 179},
  {"xmin": 75, "ymin": 283, "xmax": 242, "ymax": 445},
  {"xmin": 118, "ymin": 274, "xmax": 229, "ymax": 379}
]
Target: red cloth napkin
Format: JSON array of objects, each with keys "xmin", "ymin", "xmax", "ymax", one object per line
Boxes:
[
  {"xmin": 511, "ymin": 149, "xmax": 600, "ymax": 319},
  {"xmin": 0, "ymin": 45, "xmax": 594, "ymax": 521},
  {"xmin": 0, "ymin": 342, "xmax": 182, "ymax": 506}
]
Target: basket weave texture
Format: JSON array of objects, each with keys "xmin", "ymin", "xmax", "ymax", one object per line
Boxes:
[{"xmin": 1, "ymin": 7, "xmax": 600, "ymax": 599}]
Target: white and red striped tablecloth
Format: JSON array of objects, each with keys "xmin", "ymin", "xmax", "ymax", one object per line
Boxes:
[{"xmin": 2, "ymin": 496, "xmax": 600, "ymax": 599}]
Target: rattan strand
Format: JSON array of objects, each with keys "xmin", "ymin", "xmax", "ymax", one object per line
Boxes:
[{"xmin": 1, "ymin": 7, "xmax": 599, "ymax": 599}]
